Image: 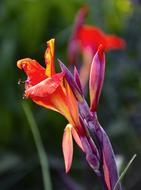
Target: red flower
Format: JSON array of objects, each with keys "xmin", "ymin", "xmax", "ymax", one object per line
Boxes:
[
  {"xmin": 68, "ymin": 6, "xmax": 126, "ymax": 88},
  {"xmin": 17, "ymin": 39, "xmax": 88, "ymax": 173}
]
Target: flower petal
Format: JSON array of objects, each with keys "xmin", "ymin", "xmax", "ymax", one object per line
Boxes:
[
  {"xmin": 62, "ymin": 124, "xmax": 73, "ymax": 173},
  {"xmin": 25, "ymin": 72, "xmax": 72, "ymax": 122},
  {"xmin": 58, "ymin": 59, "xmax": 83, "ymax": 102},
  {"xmin": 17, "ymin": 58, "xmax": 46, "ymax": 88},
  {"xmin": 77, "ymin": 26, "xmax": 105, "ymax": 52},
  {"xmin": 104, "ymin": 34, "xmax": 126, "ymax": 50},
  {"xmin": 89, "ymin": 45, "xmax": 105, "ymax": 111},
  {"xmin": 63, "ymin": 78, "xmax": 80, "ymax": 126},
  {"xmin": 44, "ymin": 39, "xmax": 56, "ymax": 77},
  {"xmin": 74, "ymin": 66, "xmax": 83, "ymax": 94},
  {"xmin": 71, "ymin": 127, "xmax": 84, "ymax": 151},
  {"xmin": 77, "ymin": 25, "xmax": 126, "ymax": 53},
  {"xmin": 99, "ymin": 126, "xmax": 121, "ymax": 190}
]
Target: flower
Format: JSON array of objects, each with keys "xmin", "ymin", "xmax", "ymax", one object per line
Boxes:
[
  {"xmin": 68, "ymin": 6, "xmax": 126, "ymax": 88},
  {"xmin": 17, "ymin": 39, "xmax": 99, "ymax": 173},
  {"xmin": 17, "ymin": 39, "xmax": 122, "ymax": 190}
]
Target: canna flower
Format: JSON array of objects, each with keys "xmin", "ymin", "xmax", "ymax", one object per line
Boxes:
[
  {"xmin": 17, "ymin": 39, "xmax": 100, "ymax": 173},
  {"xmin": 17, "ymin": 39, "xmax": 122, "ymax": 190},
  {"xmin": 68, "ymin": 6, "xmax": 126, "ymax": 88}
]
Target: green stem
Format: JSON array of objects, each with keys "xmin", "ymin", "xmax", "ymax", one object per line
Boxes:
[
  {"xmin": 22, "ymin": 102, "xmax": 52, "ymax": 190},
  {"xmin": 113, "ymin": 154, "xmax": 137, "ymax": 190}
]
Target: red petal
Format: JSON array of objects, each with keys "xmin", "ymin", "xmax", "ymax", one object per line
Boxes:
[
  {"xmin": 104, "ymin": 35, "xmax": 126, "ymax": 50},
  {"xmin": 62, "ymin": 124, "xmax": 73, "ymax": 173},
  {"xmin": 17, "ymin": 58, "xmax": 46, "ymax": 87},
  {"xmin": 77, "ymin": 25, "xmax": 126, "ymax": 53},
  {"xmin": 25, "ymin": 73, "xmax": 72, "ymax": 122},
  {"xmin": 77, "ymin": 26, "xmax": 105, "ymax": 52}
]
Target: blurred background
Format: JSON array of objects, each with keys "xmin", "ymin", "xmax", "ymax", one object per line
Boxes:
[{"xmin": 0, "ymin": 0, "xmax": 141, "ymax": 189}]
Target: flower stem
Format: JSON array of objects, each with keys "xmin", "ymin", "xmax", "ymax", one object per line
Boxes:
[{"xmin": 22, "ymin": 102, "xmax": 52, "ymax": 190}]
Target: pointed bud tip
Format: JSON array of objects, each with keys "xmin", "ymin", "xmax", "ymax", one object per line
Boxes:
[
  {"xmin": 97, "ymin": 44, "xmax": 104, "ymax": 62},
  {"xmin": 47, "ymin": 38, "xmax": 55, "ymax": 45}
]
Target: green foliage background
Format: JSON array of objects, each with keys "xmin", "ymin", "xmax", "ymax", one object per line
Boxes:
[{"xmin": 0, "ymin": 0, "xmax": 141, "ymax": 189}]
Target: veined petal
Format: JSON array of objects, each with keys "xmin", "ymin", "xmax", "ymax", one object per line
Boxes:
[
  {"xmin": 25, "ymin": 72, "xmax": 72, "ymax": 122},
  {"xmin": 62, "ymin": 124, "xmax": 73, "ymax": 173},
  {"xmin": 17, "ymin": 58, "xmax": 46, "ymax": 87},
  {"xmin": 44, "ymin": 39, "xmax": 56, "ymax": 77},
  {"xmin": 89, "ymin": 45, "xmax": 105, "ymax": 111}
]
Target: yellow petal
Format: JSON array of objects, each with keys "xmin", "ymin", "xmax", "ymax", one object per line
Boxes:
[{"xmin": 44, "ymin": 39, "xmax": 55, "ymax": 77}]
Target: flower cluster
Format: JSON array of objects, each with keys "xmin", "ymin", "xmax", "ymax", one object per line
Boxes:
[{"xmin": 17, "ymin": 39, "xmax": 122, "ymax": 190}]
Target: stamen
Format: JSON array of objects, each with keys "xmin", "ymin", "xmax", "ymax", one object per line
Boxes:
[{"xmin": 18, "ymin": 78, "xmax": 25, "ymax": 85}]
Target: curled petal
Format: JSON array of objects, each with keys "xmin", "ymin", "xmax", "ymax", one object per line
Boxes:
[
  {"xmin": 89, "ymin": 45, "xmax": 105, "ymax": 111},
  {"xmin": 44, "ymin": 39, "xmax": 56, "ymax": 77},
  {"xmin": 17, "ymin": 58, "xmax": 46, "ymax": 87},
  {"xmin": 62, "ymin": 124, "xmax": 73, "ymax": 173}
]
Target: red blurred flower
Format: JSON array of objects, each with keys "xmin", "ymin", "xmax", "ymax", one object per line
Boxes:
[{"xmin": 68, "ymin": 6, "xmax": 126, "ymax": 88}]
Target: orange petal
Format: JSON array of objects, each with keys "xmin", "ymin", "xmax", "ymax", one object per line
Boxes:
[
  {"xmin": 25, "ymin": 73, "xmax": 72, "ymax": 122},
  {"xmin": 62, "ymin": 124, "xmax": 73, "ymax": 173},
  {"xmin": 64, "ymin": 79, "xmax": 79, "ymax": 126},
  {"xmin": 44, "ymin": 39, "xmax": 56, "ymax": 77},
  {"xmin": 71, "ymin": 127, "xmax": 84, "ymax": 152},
  {"xmin": 17, "ymin": 58, "xmax": 46, "ymax": 87}
]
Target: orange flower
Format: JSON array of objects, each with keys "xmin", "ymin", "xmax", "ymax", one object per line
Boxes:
[{"xmin": 17, "ymin": 39, "xmax": 89, "ymax": 173}]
